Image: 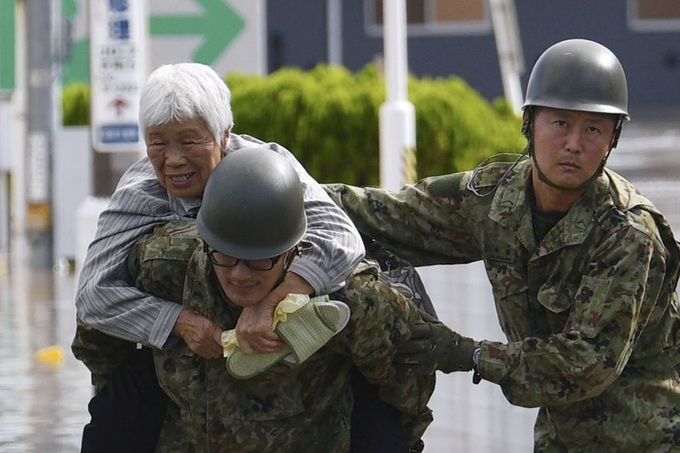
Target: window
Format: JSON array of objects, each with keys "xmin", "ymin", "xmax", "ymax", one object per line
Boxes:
[
  {"xmin": 366, "ymin": 0, "xmax": 490, "ymax": 36},
  {"xmin": 628, "ymin": 0, "xmax": 680, "ymax": 32}
]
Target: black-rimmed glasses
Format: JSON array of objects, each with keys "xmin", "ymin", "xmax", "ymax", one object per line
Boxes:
[{"xmin": 203, "ymin": 241, "xmax": 284, "ymax": 271}]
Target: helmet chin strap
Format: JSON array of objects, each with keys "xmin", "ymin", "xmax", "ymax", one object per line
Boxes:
[{"xmin": 273, "ymin": 246, "xmax": 301, "ymax": 289}]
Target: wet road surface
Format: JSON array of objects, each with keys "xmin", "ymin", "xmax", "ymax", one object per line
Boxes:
[{"xmin": 0, "ymin": 240, "xmax": 91, "ymax": 452}]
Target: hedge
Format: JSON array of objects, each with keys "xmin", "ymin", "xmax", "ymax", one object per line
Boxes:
[{"xmin": 62, "ymin": 64, "xmax": 525, "ymax": 185}]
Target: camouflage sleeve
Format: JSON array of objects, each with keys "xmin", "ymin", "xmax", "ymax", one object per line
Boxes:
[
  {"xmin": 323, "ymin": 173, "xmax": 483, "ymax": 266},
  {"xmin": 328, "ymin": 264, "xmax": 435, "ymax": 444},
  {"xmin": 479, "ymin": 218, "xmax": 666, "ymax": 407},
  {"xmin": 74, "ymin": 157, "xmax": 183, "ymax": 349}
]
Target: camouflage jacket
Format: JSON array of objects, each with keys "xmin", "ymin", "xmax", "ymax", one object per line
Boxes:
[
  {"xmin": 128, "ymin": 221, "xmax": 434, "ymax": 452},
  {"xmin": 325, "ymin": 158, "xmax": 680, "ymax": 451}
]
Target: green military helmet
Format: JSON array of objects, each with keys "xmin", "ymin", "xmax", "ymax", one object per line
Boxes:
[
  {"xmin": 522, "ymin": 39, "xmax": 629, "ymax": 119},
  {"xmin": 196, "ymin": 146, "xmax": 307, "ymax": 260}
]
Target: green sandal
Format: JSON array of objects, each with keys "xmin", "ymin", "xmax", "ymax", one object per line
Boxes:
[{"xmin": 224, "ymin": 295, "xmax": 350, "ymax": 379}]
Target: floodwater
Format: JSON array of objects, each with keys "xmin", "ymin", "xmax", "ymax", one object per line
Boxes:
[
  {"xmin": 0, "ymin": 242, "xmax": 92, "ymax": 453},
  {"xmin": 0, "ymin": 110, "xmax": 678, "ymax": 452}
]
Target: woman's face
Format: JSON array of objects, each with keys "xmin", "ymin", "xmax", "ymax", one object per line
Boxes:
[{"xmin": 146, "ymin": 118, "xmax": 224, "ymax": 199}]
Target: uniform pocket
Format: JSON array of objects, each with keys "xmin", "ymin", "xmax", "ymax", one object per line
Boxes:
[{"xmin": 536, "ymin": 281, "xmax": 573, "ymax": 314}]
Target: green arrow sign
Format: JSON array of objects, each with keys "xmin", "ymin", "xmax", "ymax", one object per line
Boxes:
[
  {"xmin": 150, "ymin": 0, "xmax": 245, "ymax": 64},
  {"xmin": 0, "ymin": 0, "xmax": 16, "ymax": 91},
  {"xmin": 62, "ymin": 0, "xmax": 245, "ymax": 86}
]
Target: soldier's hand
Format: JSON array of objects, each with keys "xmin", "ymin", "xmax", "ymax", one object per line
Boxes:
[
  {"xmin": 235, "ymin": 272, "xmax": 312, "ymax": 353},
  {"xmin": 172, "ymin": 309, "xmax": 224, "ymax": 359},
  {"xmin": 395, "ymin": 314, "xmax": 476, "ymax": 374}
]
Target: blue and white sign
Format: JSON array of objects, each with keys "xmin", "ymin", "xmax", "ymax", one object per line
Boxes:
[{"xmin": 89, "ymin": 0, "xmax": 147, "ymax": 153}]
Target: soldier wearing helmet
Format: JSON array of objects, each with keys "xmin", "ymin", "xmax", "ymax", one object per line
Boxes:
[
  {"xmin": 126, "ymin": 147, "xmax": 434, "ymax": 451},
  {"xmin": 522, "ymin": 38, "xmax": 629, "ymax": 193},
  {"xmin": 72, "ymin": 62, "xmax": 418, "ymax": 453},
  {"xmin": 325, "ymin": 39, "xmax": 680, "ymax": 450}
]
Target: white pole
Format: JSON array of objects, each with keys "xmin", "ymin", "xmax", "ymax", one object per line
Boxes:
[
  {"xmin": 327, "ymin": 0, "xmax": 342, "ymax": 65},
  {"xmin": 379, "ymin": 0, "xmax": 416, "ymax": 190},
  {"xmin": 489, "ymin": 0, "xmax": 524, "ymax": 114}
]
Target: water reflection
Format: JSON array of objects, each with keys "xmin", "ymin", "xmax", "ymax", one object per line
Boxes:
[{"xmin": 0, "ymin": 256, "xmax": 91, "ymax": 453}]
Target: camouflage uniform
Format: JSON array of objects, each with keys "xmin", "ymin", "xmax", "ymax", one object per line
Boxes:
[
  {"xmin": 325, "ymin": 158, "xmax": 680, "ymax": 452},
  {"xmin": 126, "ymin": 221, "xmax": 434, "ymax": 452}
]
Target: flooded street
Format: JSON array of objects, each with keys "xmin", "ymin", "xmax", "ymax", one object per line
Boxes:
[
  {"xmin": 0, "ymin": 245, "xmax": 92, "ymax": 452},
  {"xmin": 0, "ymin": 111, "xmax": 678, "ymax": 452}
]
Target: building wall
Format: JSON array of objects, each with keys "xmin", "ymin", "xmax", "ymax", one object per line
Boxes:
[{"xmin": 266, "ymin": 0, "xmax": 680, "ymax": 115}]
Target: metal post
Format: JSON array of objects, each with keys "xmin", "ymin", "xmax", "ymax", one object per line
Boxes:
[
  {"xmin": 379, "ymin": 0, "xmax": 416, "ymax": 190},
  {"xmin": 327, "ymin": 0, "xmax": 342, "ymax": 65},
  {"xmin": 0, "ymin": 104, "xmax": 9, "ymax": 256},
  {"xmin": 489, "ymin": 0, "xmax": 524, "ymax": 114},
  {"xmin": 25, "ymin": 0, "xmax": 61, "ymax": 269}
]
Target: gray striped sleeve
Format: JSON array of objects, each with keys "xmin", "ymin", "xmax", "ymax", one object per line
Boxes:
[
  {"xmin": 229, "ymin": 134, "xmax": 366, "ymax": 293},
  {"xmin": 74, "ymin": 158, "xmax": 183, "ymax": 349},
  {"xmin": 76, "ymin": 136, "xmax": 366, "ymax": 349}
]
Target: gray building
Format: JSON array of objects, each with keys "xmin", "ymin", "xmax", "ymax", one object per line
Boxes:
[{"xmin": 266, "ymin": 0, "xmax": 680, "ymax": 117}]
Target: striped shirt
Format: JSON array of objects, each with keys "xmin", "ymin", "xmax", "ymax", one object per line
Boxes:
[{"xmin": 74, "ymin": 134, "xmax": 365, "ymax": 349}]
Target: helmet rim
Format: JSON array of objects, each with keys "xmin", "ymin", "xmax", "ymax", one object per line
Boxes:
[{"xmin": 522, "ymin": 39, "xmax": 629, "ymax": 120}]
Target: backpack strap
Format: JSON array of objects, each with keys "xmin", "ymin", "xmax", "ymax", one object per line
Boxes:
[{"xmin": 361, "ymin": 234, "xmax": 439, "ymax": 319}]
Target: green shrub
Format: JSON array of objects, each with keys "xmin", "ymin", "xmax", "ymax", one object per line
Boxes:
[
  {"xmin": 412, "ymin": 76, "xmax": 526, "ymax": 173},
  {"xmin": 228, "ymin": 64, "xmax": 524, "ymax": 185},
  {"xmin": 62, "ymin": 83, "xmax": 90, "ymax": 126}
]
